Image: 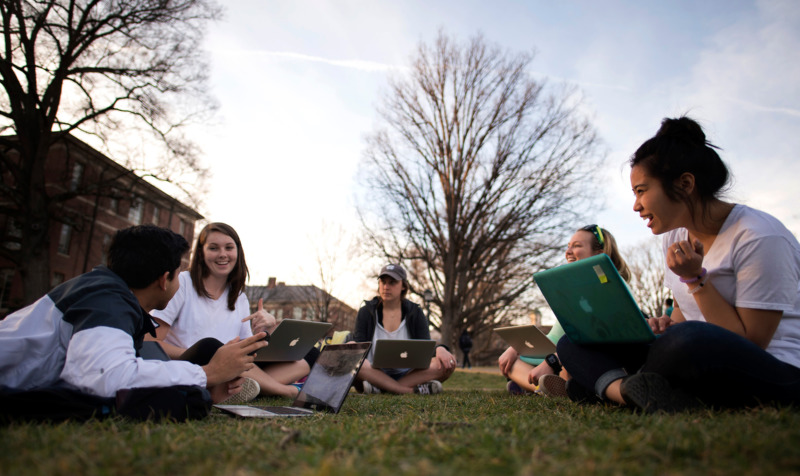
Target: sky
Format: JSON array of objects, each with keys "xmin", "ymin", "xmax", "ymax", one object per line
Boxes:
[{"xmin": 186, "ymin": 0, "xmax": 800, "ymax": 307}]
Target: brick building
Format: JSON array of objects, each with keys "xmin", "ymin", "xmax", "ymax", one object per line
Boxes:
[
  {"xmin": 0, "ymin": 134, "xmax": 203, "ymax": 315},
  {"xmin": 245, "ymin": 277, "xmax": 357, "ymax": 335}
]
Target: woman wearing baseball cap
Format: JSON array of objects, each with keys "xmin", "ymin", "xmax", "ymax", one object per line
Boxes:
[{"xmin": 351, "ymin": 263, "xmax": 456, "ymax": 394}]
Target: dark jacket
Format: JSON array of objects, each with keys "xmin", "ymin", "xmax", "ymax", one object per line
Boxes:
[{"xmin": 352, "ymin": 297, "xmax": 430, "ymax": 343}]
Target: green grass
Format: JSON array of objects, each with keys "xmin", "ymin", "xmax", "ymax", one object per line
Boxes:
[{"xmin": 2, "ymin": 370, "xmax": 800, "ymax": 476}]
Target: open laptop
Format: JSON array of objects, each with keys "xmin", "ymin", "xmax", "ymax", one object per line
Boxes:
[
  {"xmin": 215, "ymin": 342, "xmax": 371, "ymax": 418},
  {"xmin": 493, "ymin": 324, "xmax": 556, "ymax": 358},
  {"xmin": 533, "ymin": 253, "xmax": 656, "ymax": 345},
  {"xmin": 253, "ymin": 319, "xmax": 333, "ymax": 362},
  {"xmin": 371, "ymin": 339, "xmax": 436, "ymax": 369}
]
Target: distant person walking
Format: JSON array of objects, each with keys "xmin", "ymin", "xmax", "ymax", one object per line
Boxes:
[{"xmin": 459, "ymin": 329, "xmax": 473, "ymax": 369}]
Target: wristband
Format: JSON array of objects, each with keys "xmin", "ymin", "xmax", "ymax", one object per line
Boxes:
[
  {"xmin": 680, "ymin": 267, "xmax": 707, "ymax": 284},
  {"xmin": 687, "ymin": 274, "xmax": 709, "ymax": 295}
]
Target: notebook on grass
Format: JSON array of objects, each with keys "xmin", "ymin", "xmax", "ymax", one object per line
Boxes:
[
  {"xmin": 533, "ymin": 254, "xmax": 656, "ymax": 345},
  {"xmin": 371, "ymin": 339, "xmax": 436, "ymax": 369},
  {"xmin": 253, "ymin": 319, "xmax": 333, "ymax": 362},
  {"xmin": 215, "ymin": 342, "xmax": 371, "ymax": 418},
  {"xmin": 493, "ymin": 324, "xmax": 556, "ymax": 358}
]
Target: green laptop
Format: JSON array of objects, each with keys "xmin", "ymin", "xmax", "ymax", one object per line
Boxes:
[{"xmin": 533, "ymin": 254, "xmax": 656, "ymax": 344}]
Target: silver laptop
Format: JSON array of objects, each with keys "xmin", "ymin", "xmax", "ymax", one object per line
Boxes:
[
  {"xmin": 253, "ymin": 319, "xmax": 333, "ymax": 362},
  {"xmin": 215, "ymin": 342, "xmax": 371, "ymax": 418},
  {"xmin": 371, "ymin": 339, "xmax": 436, "ymax": 369},
  {"xmin": 493, "ymin": 324, "xmax": 556, "ymax": 359}
]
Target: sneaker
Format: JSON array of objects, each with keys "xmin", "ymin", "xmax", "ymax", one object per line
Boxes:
[
  {"xmin": 565, "ymin": 379, "xmax": 601, "ymax": 405},
  {"xmin": 539, "ymin": 374, "xmax": 568, "ymax": 398},
  {"xmin": 220, "ymin": 377, "xmax": 260, "ymax": 405},
  {"xmin": 362, "ymin": 381, "xmax": 381, "ymax": 394},
  {"xmin": 620, "ymin": 372, "xmax": 702, "ymax": 414},
  {"xmin": 414, "ymin": 380, "xmax": 443, "ymax": 395},
  {"xmin": 506, "ymin": 380, "xmax": 532, "ymax": 396}
]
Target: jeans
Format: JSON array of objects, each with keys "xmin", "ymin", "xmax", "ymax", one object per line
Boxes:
[{"xmin": 557, "ymin": 321, "xmax": 800, "ymax": 408}]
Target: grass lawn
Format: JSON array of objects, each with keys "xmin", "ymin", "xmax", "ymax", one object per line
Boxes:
[{"xmin": 2, "ymin": 369, "xmax": 799, "ymax": 476}]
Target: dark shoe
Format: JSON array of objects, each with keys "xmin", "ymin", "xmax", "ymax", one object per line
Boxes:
[
  {"xmin": 506, "ymin": 380, "xmax": 533, "ymax": 396},
  {"xmin": 414, "ymin": 380, "xmax": 442, "ymax": 395},
  {"xmin": 565, "ymin": 379, "xmax": 601, "ymax": 405},
  {"xmin": 539, "ymin": 375, "xmax": 568, "ymax": 398},
  {"xmin": 620, "ymin": 373, "xmax": 702, "ymax": 414}
]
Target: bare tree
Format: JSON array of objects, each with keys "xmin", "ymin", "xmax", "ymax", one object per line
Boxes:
[
  {"xmin": 626, "ymin": 237, "xmax": 671, "ymax": 318},
  {"xmin": 357, "ymin": 32, "xmax": 604, "ymax": 349},
  {"xmin": 0, "ymin": 0, "xmax": 219, "ymax": 303},
  {"xmin": 297, "ymin": 221, "xmax": 360, "ymax": 324}
]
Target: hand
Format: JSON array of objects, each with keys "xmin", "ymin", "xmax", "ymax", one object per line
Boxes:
[
  {"xmin": 498, "ymin": 347, "xmax": 519, "ymax": 377},
  {"xmin": 667, "ymin": 239, "xmax": 705, "ymax": 281},
  {"xmin": 208, "ymin": 377, "xmax": 246, "ymax": 404},
  {"xmin": 527, "ymin": 361, "xmax": 555, "ymax": 386},
  {"xmin": 436, "ymin": 346, "xmax": 457, "ymax": 372},
  {"xmin": 242, "ymin": 299, "xmax": 277, "ymax": 334},
  {"xmin": 202, "ymin": 333, "xmax": 267, "ymax": 386},
  {"xmin": 648, "ymin": 315, "xmax": 674, "ymax": 335}
]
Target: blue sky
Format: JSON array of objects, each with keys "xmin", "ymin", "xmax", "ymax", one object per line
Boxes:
[{"xmin": 190, "ymin": 0, "xmax": 800, "ymax": 305}]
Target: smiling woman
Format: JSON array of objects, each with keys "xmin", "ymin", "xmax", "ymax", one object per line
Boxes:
[
  {"xmin": 557, "ymin": 116, "xmax": 800, "ymax": 414},
  {"xmin": 149, "ymin": 222, "xmax": 312, "ymax": 402}
]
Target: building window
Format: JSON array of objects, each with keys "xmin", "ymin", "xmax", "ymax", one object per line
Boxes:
[
  {"xmin": 179, "ymin": 219, "xmax": 186, "ymax": 236},
  {"xmin": 128, "ymin": 197, "xmax": 143, "ymax": 224},
  {"xmin": 109, "ymin": 196, "xmax": 119, "ymax": 215},
  {"xmin": 4, "ymin": 218, "xmax": 22, "ymax": 251},
  {"xmin": 57, "ymin": 224, "xmax": 72, "ymax": 255},
  {"xmin": 51, "ymin": 272, "xmax": 65, "ymax": 287},
  {"xmin": 69, "ymin": 162, "xmax": 84, "ymax": 191},
  {"xmin": 276, "ymin": 308, "xmax": 283, "ymax": 320},
  {"xmin": 306, "ymin": 307, "xmax": 314, "ymax": 320},
  {"xmin": 152, "ymin": 206, "xmax": 160, "ymax": 226},
  {"xmin": 292, "ymin": 307, "xmax": 302, "ymax": 320}
]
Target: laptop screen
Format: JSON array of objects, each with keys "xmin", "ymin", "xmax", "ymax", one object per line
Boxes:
[{"xmin": 293, "ymin": 342, "xmax": 371, "ymax": 413}]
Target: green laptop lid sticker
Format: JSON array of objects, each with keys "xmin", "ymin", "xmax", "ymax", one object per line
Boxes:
[{"xmin": 593, "ymin": 264, "xmax": 608, "ymax": 283}]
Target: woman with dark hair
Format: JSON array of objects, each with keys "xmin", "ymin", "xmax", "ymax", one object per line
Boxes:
[
  {"xmin": 150, "ymin": 223, "xmax": 309, "ymax": 402},
  {"xmin": 557, "ymin": 116, "xmax": 800, "ymax": 413},
  {"xmin": 498, "ymin": 225, "xmax": 630, "ymax": 397},
  {"xmin": 351, "ymin": 264, "xmax": 457, "ymax": 394}
]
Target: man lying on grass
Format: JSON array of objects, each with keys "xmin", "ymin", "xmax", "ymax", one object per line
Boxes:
[{"xmin": 0, "ymin": 225, "xmax": 266, "ymax": 420}]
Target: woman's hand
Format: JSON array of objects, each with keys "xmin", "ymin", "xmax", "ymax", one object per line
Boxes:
[
  {"xmin": 647, "ymin": 315, "xmax": 674, "ymax": 335},
  {"xmin": 527, "ymin": 361, "xmax": 554, "ymax": 386},
  {"xmin": 242, "ymin": 298, "xmax": 277, "ymax": 334},
  {"xmin": 498, "ymin": 347, "xmax": 519, "ymax": 377},
  {"xmin": 667, "ymin": 238, "xmax": 705, "ymax": 280}
]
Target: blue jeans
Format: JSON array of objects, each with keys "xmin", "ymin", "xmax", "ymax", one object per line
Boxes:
[{"xmin": 557, "ymin": 321, "xmax": 800, "ymax": 408}]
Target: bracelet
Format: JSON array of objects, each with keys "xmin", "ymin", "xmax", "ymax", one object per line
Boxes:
[
  {"xmin": 680, "ymin": 267, "xmax": 707, "ymax": 284},
  {"xmin": 687, "ymin": 274, "xmax": 709, "ymax": 295}
]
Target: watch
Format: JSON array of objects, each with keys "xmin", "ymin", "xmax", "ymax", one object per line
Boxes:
[{"xmin": 545, "ymin": 353, "xmax": 562, "ymax": 374}]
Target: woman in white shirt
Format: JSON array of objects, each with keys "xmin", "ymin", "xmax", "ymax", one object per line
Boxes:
[
  {"xmin": 150, "ymin": 223, "xmax": 309, "ymax": 400},
  {"xmin": 557, "ymin": 116, "xmax": 800, "ymax": 413}
]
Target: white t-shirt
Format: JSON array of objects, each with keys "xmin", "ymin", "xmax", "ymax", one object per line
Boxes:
[
  {"xmin": 151, "ymin": 271, "xmax": 252, "ymax": 350},
  {"xmin": 663, "ymin": 204, "xmax": 800, "ymax": 368}
]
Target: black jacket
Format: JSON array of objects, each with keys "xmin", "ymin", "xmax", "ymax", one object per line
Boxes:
[{"xmin": 352, "ymin": 297, "xmax": 431, "ymax": 343}]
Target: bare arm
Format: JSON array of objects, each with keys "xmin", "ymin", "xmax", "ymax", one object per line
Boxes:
[{"xmin": 145, "ymin": 317, "xmax": 187, "ymax": 359}]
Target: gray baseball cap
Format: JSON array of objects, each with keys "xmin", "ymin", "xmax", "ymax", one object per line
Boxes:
[{"xmin": 379, "ymin": 263, "xmax": 407, "ymax": 281}]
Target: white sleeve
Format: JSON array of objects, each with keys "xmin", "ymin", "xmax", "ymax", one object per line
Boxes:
[
  {"xmin": 238, "ymin": 292, "xmax": 254, "ymax": 339},
  {"xmin": 60, "ymin": 326, "xmax": 207, "ymax": 398}
]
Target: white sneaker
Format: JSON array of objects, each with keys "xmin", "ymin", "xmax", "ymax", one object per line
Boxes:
[
  {"xmin": 362, "ymin": 381, "xmax": 381, "ymax": 394},
  {"xmin": 220, "ymin": 378, "xmax": 260, "ymax": 404},
  {"xmin": 414, "ymin": 380, "xmax": 443, "ymax": 395}
]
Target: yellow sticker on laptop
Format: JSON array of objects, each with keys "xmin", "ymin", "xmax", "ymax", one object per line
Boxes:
[{"xmin": 593, "ymin": 265, "xmax": 608, "ymax": 283}]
